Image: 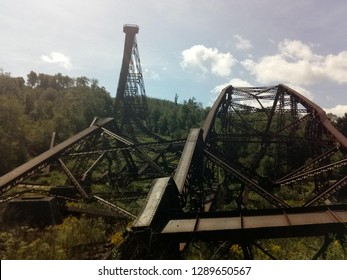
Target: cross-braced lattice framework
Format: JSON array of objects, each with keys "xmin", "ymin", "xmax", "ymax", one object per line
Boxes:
[
  {"xmin": 0, "ymin": 117, "xmax": 185, "ymax": 218},
  {"xmin": 115, "ymin": 24, "xmax": 147, "ymax": 128},
  {"xmin": 125, "ymin": 34, "xmax": 147, "ymax": 116},
  {"xmin": 125, "ymin": 84, "xmax": 347, "ymax": 260},
  {"xmin": 203, "ymin": 84, "xmax": 347, "ymax": 209}
]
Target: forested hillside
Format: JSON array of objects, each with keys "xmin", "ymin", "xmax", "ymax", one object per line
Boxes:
[
  {"xmin": 146, "ymin": 96, "xmax": 209, "ymax": 139},
  {"xmin": 0, "ymin": 72, "xmax": 209, "ymax": 175},
  {"xmin": 0, "ymin": 72, "xmax": 113, "ymax": 175}
]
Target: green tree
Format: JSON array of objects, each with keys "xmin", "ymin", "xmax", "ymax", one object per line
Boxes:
[
  {"xmin": 0, "ymin": 96, "xmax": 27, "ymax": 174},
  {"xmin": 0, "ymin": 72, "xmax": 115, "ymax": 174},
  {"xmin": 336, "ymin": 113, "xmax": 347, "ymax": 136},
  {"xmin": 27, "ymin": 71, "xmax": 38, "ymax": 87}
]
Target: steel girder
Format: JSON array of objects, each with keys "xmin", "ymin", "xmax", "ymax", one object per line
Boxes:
[
  {"xmin": 203, "ymin": 84, "xmax": 347, "ymax": 209},
  {"xmin": 133, "ymin": 84, "xmax": 347, "ymax": 231},
  {"xmin": 0, "ymin": 116, "xmax": 185, "ymax": 218}
]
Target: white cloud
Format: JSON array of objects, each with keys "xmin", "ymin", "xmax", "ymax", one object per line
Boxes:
[
  {"xmin": 324, "ymin": 105, "xmax": 347, "ymax": 117},
  {"xmin": 324, "ymin": 52, "xmax": 347, "ymax": 84},
  {"xmin": 144, "ymin": 69, "xmax": 160, "ymax": 80},
  {"xmin": 233, "ymin": 34, "xmax": 253, "ymax": 50},
  {"xmin": 242, "ymin": 39, "xmax": 347, "ymax": 85},
  {"xmin": 279, "ymin": 40, "xmax": 313, "ymax": 60},
  {"xmin": 286, "ymin": 84, "xmax": 314, "ymax": 100},
  {"xmin": 211, "ymin": 78, "xmax": 253, "ymax": 95},
  {"xmin": 181, "ymin": 45, "xmax": 237, "ymax": 77},
  {"xmin": 41, "ymin": 52, "xmax": 72, "ymax": 69}
]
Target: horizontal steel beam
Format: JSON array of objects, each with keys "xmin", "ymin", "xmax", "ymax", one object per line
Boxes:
[{"xmin": 159, "ymin": 205, "xmax": 347, "ymax": 242}]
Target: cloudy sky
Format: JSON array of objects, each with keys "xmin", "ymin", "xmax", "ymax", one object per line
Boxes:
[{"xmin": 1, "ymin": 0, "xmax": 347, "ymax": 116}]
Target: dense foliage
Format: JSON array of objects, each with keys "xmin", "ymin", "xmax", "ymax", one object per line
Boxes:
[
  {"xmin": 0, "ymin": 71, "xmax": 113, "ymax": 175},
  {"xmin": 0, "ymin": 215, "xmax": 122, "ymax": 259},
  {"xmin": 0, "ymin": 72, "xmax": 208, "ymax": 176},
  {"xmin": 146, "ymin": 96, "xmax": 209, "ymax": 138},
  {"xmin": 335, "ymin": 113, "xmax": 347, "ymax": 137}
]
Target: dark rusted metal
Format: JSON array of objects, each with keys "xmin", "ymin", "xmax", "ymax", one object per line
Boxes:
[
  {"xmin": 115, "ymin": 24, "xmax": 147, "ymax": 121},
  {"xmin": 116, "ymin": 24, "xmax": 139, "ymax": 100},
  {"xmin": 159, "ymin": 205, "xmax": 347, "ymax": 242},
  {"xmin": 202, "ymin": 85, "xmax": 347, "ymax": 208},
  {"xmin": 279, "ymin": 84, "xmax": 347, "ymax": 149},
  {"xmin": 132, "ymin": 177, "xmax": 181, "ymax": 229},
  {"xmin": 0, "ymin": 118, "xmax": 114, "ymax": 196},
  {"xmin": 128, "ymin": 84, "xmax": 347, "ymax": 260}
]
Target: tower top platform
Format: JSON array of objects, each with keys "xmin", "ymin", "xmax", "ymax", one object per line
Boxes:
[{"xmin": 123, "ymin": 24, "xmax": 139, "ymax": 34}]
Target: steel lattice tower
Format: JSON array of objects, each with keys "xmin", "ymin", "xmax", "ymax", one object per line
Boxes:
[{"xmin": 115, "ymin": 24, "xmax": 147, "ymax": 120}]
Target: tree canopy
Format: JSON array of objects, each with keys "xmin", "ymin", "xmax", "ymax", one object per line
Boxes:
[
  {"xmin": 0, "ymin": 71, "xmax": 114, "ymax": 175},
  {"xmin": 0, "ymin": 71, "xmax": 209, "ymax": 175}
]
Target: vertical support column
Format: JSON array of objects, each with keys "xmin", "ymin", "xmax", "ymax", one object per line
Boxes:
[
  {"xmin": 58, "ymin": 159, "xmax": 89, "ymax": 199},
  {"xmin": 116, "ymin": 24, "xmax": 139, "ymax": 100},
  {"xmin": 45, "ymin": 132, "xmax": 56, "ymax": 173}
]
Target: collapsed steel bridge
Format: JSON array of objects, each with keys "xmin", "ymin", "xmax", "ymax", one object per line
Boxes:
[
  {"xmin": 124, "ymin": 84, "xmax": 347, "ymax": 259},
  {"xmin": 1, "ymin": 24, "xmax": 347, "ymax": 259}
]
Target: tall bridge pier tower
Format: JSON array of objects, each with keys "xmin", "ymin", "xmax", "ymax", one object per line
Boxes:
[{"xmin": 115, "ymin": 24, "xmax": 147, "ymax": 132}]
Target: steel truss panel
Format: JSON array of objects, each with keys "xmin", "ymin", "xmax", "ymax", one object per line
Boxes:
[
  {"xmin": 202, "ymin": 84, "xmax": 347, "ymax": 209},
  {"xmin": 0, "ymin": 118, "xmax": 114, "ymax": 196}
]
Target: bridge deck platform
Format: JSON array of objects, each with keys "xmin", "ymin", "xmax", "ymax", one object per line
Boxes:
[{"xmin": 156, "ymin": 205, "xmax": 347, "ymax": 242}]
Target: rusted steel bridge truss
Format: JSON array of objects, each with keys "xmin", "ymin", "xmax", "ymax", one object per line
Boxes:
[
  {"xmin": 202, "ymin": 84, "xmax": 347, "ymax": 209},
  {"xmin": 124, "ymin": 84, "xmax": 347, "ymax": 259},
  {"xmin": 0, "ymin": 117, "xmax": 185, "ymax": 218}
]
